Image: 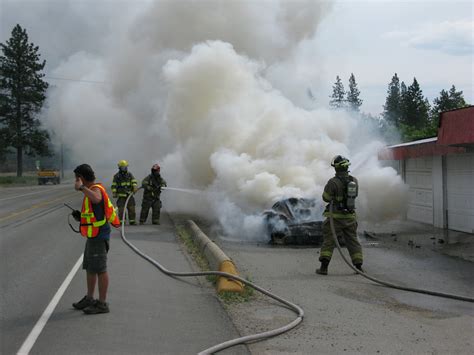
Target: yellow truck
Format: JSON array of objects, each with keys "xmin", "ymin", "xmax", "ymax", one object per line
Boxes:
[{"xmin": 37, "ymin": 168, "xmax": 60, "ymax": 185}]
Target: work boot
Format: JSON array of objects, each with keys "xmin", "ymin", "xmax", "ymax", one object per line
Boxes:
[
  {"xmin": 139, "ymin": 221, "xmax": 145, "ymax": 225},
  {"xmin": 354, "ymin": 263, "xmax": 364, "ymax": 273},
  {"xmin": 129, "ymin": 221, "xmax": 137, "ymax": 225},
  {"xmin": 152, "ymin": 220, "xmax": 160, "ymax": 225},
  {"xmin": 316, "ymin": 260, "xmax": 329, "ymax": 275},
  {"xmin": 83, "ymin": 300, "xmax": 110, "ymax": 314},
  {"xmin": 73, "ymin": 295, "xmax": 95, "ymax": 310}
]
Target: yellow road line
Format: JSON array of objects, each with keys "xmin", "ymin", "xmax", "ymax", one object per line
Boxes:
[{"xmin": 0, "ymin": 192, "xmax": 78, "ymax": 222}]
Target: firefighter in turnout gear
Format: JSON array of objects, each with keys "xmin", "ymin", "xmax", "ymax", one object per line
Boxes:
[
  {"xmin": 316, "ymin": 155, "xmax": 363, "ymax": 275},
  {"xmin": 140, "ymin": 163, "xmax": 167, "ymax": 225},
  {"xmin": 111, "ymin": 160, "xmax": 138, "ymax": 225}
]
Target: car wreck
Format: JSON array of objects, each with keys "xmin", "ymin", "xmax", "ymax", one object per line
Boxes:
[{"xmin": 263, "ymin": 198, "xmax": 324, "ymax": 246}]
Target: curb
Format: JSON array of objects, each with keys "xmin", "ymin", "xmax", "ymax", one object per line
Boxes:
[{"xmin": 186, "ymin": 220, "xmax": 244, "ymax": 293}]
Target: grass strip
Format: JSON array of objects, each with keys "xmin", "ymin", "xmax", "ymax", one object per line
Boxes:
[
  {"xmin": 0, "ymin": 176, "xmax": 38, "ymax": 185},
  {"xmin": 175, "ymin": 222, "xmax": 254, "ymax": 304}
]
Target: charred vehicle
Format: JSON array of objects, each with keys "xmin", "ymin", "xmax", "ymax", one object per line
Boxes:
[{"xmin": 263, "ymin": 198, "xmax": 324, "ymax": 246}]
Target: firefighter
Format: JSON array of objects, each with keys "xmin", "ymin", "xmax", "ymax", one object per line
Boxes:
[
  {"xmin": 111, "ymin": 160, "xmax": 138, "ymax": 225},
  {"xmin": 316, "ymin": 155, "xmax": 363, "ymax": 275},
  {"xmin": 140, "ymin": 163, "xmax": 167, "ymax": 225}
]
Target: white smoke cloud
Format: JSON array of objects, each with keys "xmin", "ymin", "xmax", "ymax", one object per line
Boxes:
[{"xmin": 4, "ymin": 0, "xmax": 407, "ymax": 240}]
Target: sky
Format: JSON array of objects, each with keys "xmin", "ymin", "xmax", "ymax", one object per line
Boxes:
[
  {"xmin": 0, "ymin": 0, "xmax": 471, "ymax": 238},
  {"xmin": 313, "ymin": 0, "xmax": 473, "ymax": 114},
  {"xmin": 1, "ymin": 0, "xmax": 472, "ymax": 115}
]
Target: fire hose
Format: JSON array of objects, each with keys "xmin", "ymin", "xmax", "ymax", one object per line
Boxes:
[
  {"xmin": 120, "ymin": 188, "xmax": 304, "ymax": 355},
  {"xmin": 66, "ymin": 190, "xmax": 473, "ymax": 353},
  {"xmin": 328, "ymin": 201, "xmax": 474, "ymax": 303}
]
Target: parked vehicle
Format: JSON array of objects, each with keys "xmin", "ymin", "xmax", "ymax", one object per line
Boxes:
[
  {"xmin": 37, "ymin": 168, "xmax": 60, "ymax": 185},
  {"xmin": 263, "ymin": 198, "xmax": 324, "ymax": 246}
]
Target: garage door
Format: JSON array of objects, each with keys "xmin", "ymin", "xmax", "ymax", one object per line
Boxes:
[
  {"xmin": 446, "ymin": 153, "xmax": 474, "ymax": 234},
  {"xmin": 405, "ymin": 157, "xmax": 433, "ymax": 224}
]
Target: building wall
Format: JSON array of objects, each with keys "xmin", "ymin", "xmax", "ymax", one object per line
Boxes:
[
  {"xmin": 405, "ymin": 157, "xmax": 434, "ymax": 225},
  {"xmin": 432, "ymin": 156, "xmax": 445, "ymax": 229},
  {"xmin": 385, "ymin": 153, "xmax": 474, "ymax": 233},
  {"xmin": 446, "ymin": 153, "xmax": 474, "ymax": 233}
]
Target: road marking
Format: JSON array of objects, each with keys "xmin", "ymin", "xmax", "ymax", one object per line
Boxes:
[
  {"xmin": 17, "ymin": 255, "xmax": 83, "ymax": 355},
  {"xmin": 0, "ymin": 186, "xmax": 69, "ymax": 202},
  {"xmin": 0, "ymin": 192, "xmax": 77, "ymax": 222}
]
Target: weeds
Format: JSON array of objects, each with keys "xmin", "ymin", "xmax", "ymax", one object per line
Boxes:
[
  {"xmin": 219, "ymin": 276, "xmax": 255, "ymax": 304},
  {"xmin": 175, "ymin": 223, "xmax": 255, "ymax": 304},
  {"xmin": 0, "ymin": 176, "xmax": 38, "ymax": 185},
  {"xmin": 175, "ymin": 224, "xmax": 216, "ymax": 284}
]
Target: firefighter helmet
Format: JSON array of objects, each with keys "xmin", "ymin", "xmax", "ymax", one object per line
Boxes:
[
  {"xmin": 118, "ymin": 160, "xmax": 128, "ymax": 168},
  {"xmin": 331, "ymin": 155, "xmax": 350, "ymax": 170}
]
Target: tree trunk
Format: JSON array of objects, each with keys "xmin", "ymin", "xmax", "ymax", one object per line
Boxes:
[{"xmin": 17, "ymin": 146, "xmax": 23, "ymax": 177}]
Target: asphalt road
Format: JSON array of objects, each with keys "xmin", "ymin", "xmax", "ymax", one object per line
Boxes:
[
  {"xmin": 214, "ymin": 230, "xmax": 474, "ymax": 354},
  {"xmin": 0, "ymin": 182, "xmax": 248, "ymax": 355}
]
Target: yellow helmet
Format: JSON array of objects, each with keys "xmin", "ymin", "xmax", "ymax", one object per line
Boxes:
[
  {"xmin": 331, "ymin": 155, "xmax": 350, "ymax": 170},
  {"xmin": 118, "ymin": 160, "xmax": 128, "ymax": 168}
]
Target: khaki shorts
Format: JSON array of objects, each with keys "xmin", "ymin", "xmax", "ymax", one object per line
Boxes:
[{"xmin": 83, "ymin": 238, "xmax": 109, "ymax": 273}]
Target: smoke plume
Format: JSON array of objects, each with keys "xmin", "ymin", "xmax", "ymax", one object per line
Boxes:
[{"xmin": 4, "ymin": 0, "xmax": 408, "ymax": 240}]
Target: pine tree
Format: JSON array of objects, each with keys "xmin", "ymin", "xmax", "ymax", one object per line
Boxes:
[
  {"xmin": 329, "ymin": 75, "xmax": 345, "ymax": 109},
  {"xmin": 383, "ymin": 73, "xmax": 402, "ymax": 127},
  {"xmin": 430, "ymin": 85, "xmax": 468, "ymax": 128},
  {"xmin": 346, "ymin": 73, "xmax": 362, "ymax": 111},
  {"xmin": 432, "ymin": 85, "xmax": 467, "ymax": 114},
  {"xmin": 399, "ymin": 77, "xmax": 430, "ymax": 129},
  {"xmin": 0, "ymin": 24, "xmax": 50, "ymax": 176}
]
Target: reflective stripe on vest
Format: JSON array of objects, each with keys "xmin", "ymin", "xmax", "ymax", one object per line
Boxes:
[{"xmin": 80, "ymin": 184, "xmax": 120, "ymax": 238}]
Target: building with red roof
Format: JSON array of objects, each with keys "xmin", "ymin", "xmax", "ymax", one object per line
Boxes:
[{"xmin": 380, "ymin": 106, "xmax": 473, "ymax": 233}]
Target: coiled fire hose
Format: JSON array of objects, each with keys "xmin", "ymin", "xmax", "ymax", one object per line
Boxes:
[
  {"xmin": 329, "ymin": 202, "xmax": 474, "ymax": 303},
  {"xmin": 121, "ymin": 188, "xmax": 304, "ymax": 354}
]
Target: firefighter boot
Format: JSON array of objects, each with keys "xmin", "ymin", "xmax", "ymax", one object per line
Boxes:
[
  {"xmin": 354, "ymin": 263, "xmax": 364, "ymax": 273},
  {"xmin": 316, "ymin": 259, "xmax": 329, "ymax": 275}
]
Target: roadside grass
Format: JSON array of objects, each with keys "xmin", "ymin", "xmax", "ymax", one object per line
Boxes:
[
  {"xmin": 175, "ymin": 223, "xmax": 254, "ymax": 304},
  {"xmin": 0, "ymin": 175, "xmax": 38, "ymax": 185},
  {"xmin": 218, "ymin": 277, "xmax": 255, "ymax": 305},
  {"xmin": 175, "ymin": 224, "xmax": 218, "ymax": 284}
]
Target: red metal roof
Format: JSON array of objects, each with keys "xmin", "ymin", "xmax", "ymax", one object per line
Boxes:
[
  {"xmin": 437, "ymin": 106, "xmax": 474, "ymax": 145},
  {"xmin": 380, "ymin": 106, "xmax": 473, "ymax": 160}
]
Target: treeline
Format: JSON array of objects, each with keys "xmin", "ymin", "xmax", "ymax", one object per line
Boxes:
[{"xmin": 329, "ymin": 73, "xmax": 469, "ymax": 142}]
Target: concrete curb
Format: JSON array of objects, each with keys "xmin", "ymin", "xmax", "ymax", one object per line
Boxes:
[{"xmin": 186, "ymin": 220, "xmax": 244, "ymax": 293}]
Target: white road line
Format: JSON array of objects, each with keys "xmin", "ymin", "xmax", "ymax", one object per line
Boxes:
[
  {"xmin": 17, "ymin": 255, "xmax": 83, "ymax": 355},
  {"xmin": 0, "ymin": 187, "xmax": 67, "ymax": 202}
]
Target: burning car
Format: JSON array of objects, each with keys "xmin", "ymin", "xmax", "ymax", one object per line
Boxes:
[{"xmin": 263, "ymin": 198, "xmax": 324, "ymax": 246}]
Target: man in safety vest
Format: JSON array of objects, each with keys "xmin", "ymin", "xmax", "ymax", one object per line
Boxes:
[
  {"xmin": 140, "ymin": 163, "xmax": 167, "ymax": 225},
  {"xmin": 316, "ymin": 155, "xmax": 363, "ymax": 275},
  {"xmin": 111, "ymin": 160, "xmax": 138, "ymax": 225},
  {"xmin": 72, "ymin": 164, "xmax": 120, "ymax": 314}
]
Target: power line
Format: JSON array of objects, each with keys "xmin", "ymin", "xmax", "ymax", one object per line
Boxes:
[{"xmin": 45, "ymin": 76, "xmax": 105, "ymax": 84}]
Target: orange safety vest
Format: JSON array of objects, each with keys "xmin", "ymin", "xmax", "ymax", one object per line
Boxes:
[{"xmin": 80, "ymin": 183, "xmax": 120, "ymax": 238}]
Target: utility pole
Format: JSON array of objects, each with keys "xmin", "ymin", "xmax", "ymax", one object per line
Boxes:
[{"xmin": 60, "ymin": 115, "xmax": 64, "ymax": 179}]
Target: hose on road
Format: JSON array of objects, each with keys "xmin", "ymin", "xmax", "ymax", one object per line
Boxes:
[
  {"xmin": 120, "ymin": 189, "xmax": 304, "ymax": 355},
  {"xmin": 328, "ymin": 202, "xmax": 474, "ymax": 303}
]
